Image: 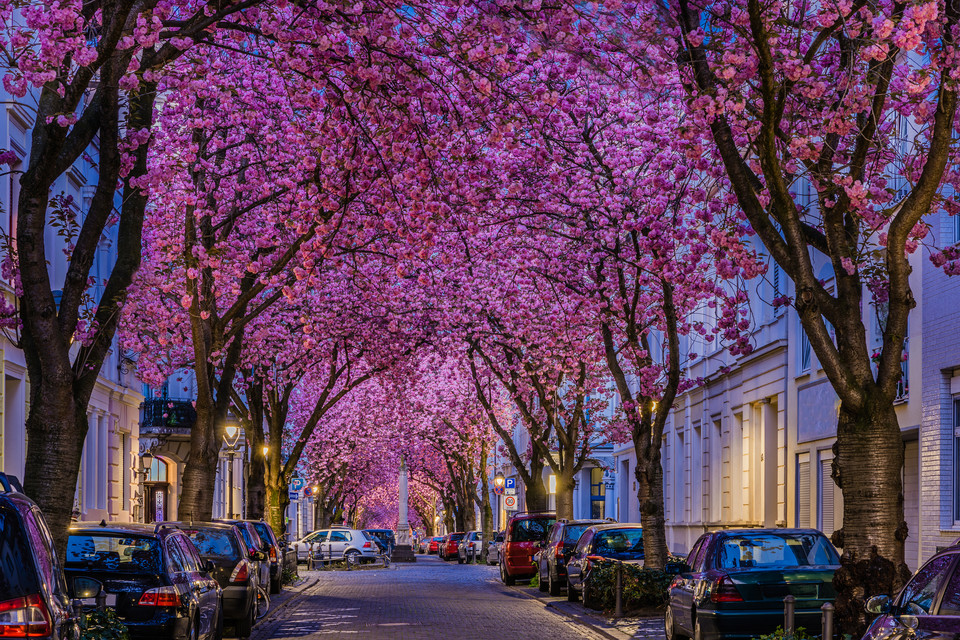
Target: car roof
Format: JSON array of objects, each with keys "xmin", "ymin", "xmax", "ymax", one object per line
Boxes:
[
  {"xmin": 162, "ymin": 521, "xmax": 237, "ymax": 531},
  {"xmin": 584, "ymin": 523, "xmax": 643, "ymax": 533},
  {"xmin": 510, "ymin": 512, "xmax": 556, "ymax": 520},
  {"xmin": 559, "ymin": 519, "xmax": 612, "ymax": 527},
  {"xmin": 714, "ymin": 528, "xmax": 826, "ymax": 537},
  {"xmin": 70, "ymin": 522, "xmax": 178, "ymax": 538}
]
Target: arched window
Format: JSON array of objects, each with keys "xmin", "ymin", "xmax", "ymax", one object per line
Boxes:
[{"xmin": 147, "ymin": 457, "xmax": 168, "ymax": 483}]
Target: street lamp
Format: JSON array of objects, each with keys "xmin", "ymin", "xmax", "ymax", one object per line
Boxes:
[
  {"xmin": 223, "ymin": 424, "xmax": 241, "ymax": 519},
  {"xmin": 494, "ymin": 471, "xmax": 505, "ymax": 530},
  {"xmin": 138, "ymin": 451, "xmax": 154, "ymax": 523},
  {"xmin": 262, "ymin": 445, "xmax": 269, "ymax": 457}
]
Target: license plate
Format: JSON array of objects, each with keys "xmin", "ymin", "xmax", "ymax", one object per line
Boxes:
[{"xmin": 81, "ymin": 593, "xmax": 118, "ymax": 607}]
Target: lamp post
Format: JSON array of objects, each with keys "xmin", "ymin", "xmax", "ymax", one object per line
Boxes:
[
  {"xmin": 138, "ymin": 451, "xmax": 154, "ymax": 523},
  {"xmin": 223, "ymin": 424, "xmax": 241, "ymax": 519},
  {"xmin": 494, "ymin": 470, "xmax": 505, "ymax": 530}
]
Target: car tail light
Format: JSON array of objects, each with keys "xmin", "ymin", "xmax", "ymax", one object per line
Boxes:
[
  {"xmin": 710, "ymin": 576, "xmax": 744, "ymax": 603},
  {"xmin": 230, "ymin": 560, "xmax": 249, "ymax": 583},
  {"xmin": 269, "ymin": 547, "xmax": 277, "ymax": 562},
  {"xmin": 363, "ymin": 542, "xmax": 372, "ymax": 549},
  {"xmin": 137, "ymin": 586, "xmax": 181, "ymax": 607},
  {"xmin": 669, "ymin": 575, "xmax": 683, "ymax": 590},
  {"xmin": 556, "ymin": 545, "xmax": 563, "ymax": 558},
  {"xmin": 0, "ymin": 593, "xmax": 52, "ymax": 637}
]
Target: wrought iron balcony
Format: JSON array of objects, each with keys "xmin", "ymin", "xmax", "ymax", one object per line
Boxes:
[{"xmin": 140, "ymin": 398, "xmax": 197, "ymax": 435}]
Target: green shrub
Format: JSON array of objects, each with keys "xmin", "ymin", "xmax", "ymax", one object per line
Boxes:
[
  {"xmin": 754, "ymin": 626, "xmax": 815, "ymax": 640},
  {"xmin": 80, "ymin": 608, "xmax": 130, "ymax": 640},
  {"xmin": 281, "ymin": 567, "xmax": 299, "ymax": 585},
  {"xmin": 584, "ymin": 555, "xmax": 687, "ymax": 612}
]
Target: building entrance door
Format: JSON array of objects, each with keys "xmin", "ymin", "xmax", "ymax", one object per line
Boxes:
[{"xmin": 146, "ymin": 484, "xmax": 168, "ymax": 523}]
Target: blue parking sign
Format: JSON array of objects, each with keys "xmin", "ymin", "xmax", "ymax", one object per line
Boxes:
[
  {"xmin": 505, "ymin": 478, "xmax": 516, "ymax": 489},
  {"xmin": 291, "ymin": 478, "xmax": 305, "ymax": 491}
]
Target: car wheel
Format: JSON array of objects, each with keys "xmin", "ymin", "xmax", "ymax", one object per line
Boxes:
[
  {"xmin": 538, "ymin": 567, "xmax": 548, "ymax": 592},
  {"xmin": 187, "ymin": 616, "xmax": 199, "ymax": 640},
  {"xmin": 548, "ymin": 570, "xmax": 562, "ymax": 597},
  {"xmin": 235, "ymin": 606, "xmax": 253, "ymax": 639},
  {"xmin": 345, "ymin": 549, "xmax": 361, "ymax": 565},
  {"xmin": 458, "ymin": 554, "xmax": 464, "ymax": 564},
  {"xmin": 500, "ymin": 558, "xmax": 516, "ymax": 586},
  {"xmin": 582, "ymin": 581, "xmax": 599, "ymax": 610},
  {"xmin": 270, "ymin": 575, "xmax": 281, "ymax": 594},
  {"xmin": 567, "ymin": 581, "xmax": 579, "ymax": 602},
  {"xmin": 664, "ymin": 604, "xmax": 679, "ymax": 640}
]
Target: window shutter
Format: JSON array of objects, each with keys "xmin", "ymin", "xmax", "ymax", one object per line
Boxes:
[
  {"xmin": 797, "ymin": 455, "xmax": 810, "ymax": 528},
  {"xmin": 820, "ymin": 458, "xmax": 835, "ymax": 535}
]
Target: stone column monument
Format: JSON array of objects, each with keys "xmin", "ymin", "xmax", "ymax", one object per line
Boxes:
[{"xmin": 391, "ymin": 457, "xmax": 416, "ymax": 562}]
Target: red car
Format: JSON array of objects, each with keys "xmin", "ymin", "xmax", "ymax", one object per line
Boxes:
[
  {"xmin": 500, "ymin": 511, "xmax": 556, "ymax": 585},
  {"xmin": 427, "ymin": 537, "xmax": 442, "ymax": 554},
  {"xmin": 438, "ymin": 532, "xmax": 465, "ymax": 560}
]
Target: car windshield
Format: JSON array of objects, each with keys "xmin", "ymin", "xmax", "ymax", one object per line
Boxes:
[
  {"xmin": 66, "ymin": 534, "xmax": 161, "ymax": 573},
  {"xmin": 593, "ymin": 529, "xmax": 644, "ymax": 559},
  {"xmin": 0, "ymin": 504, "xmax": 40, "ymax": 600},
  {"xmin": 563, "ymin": 525, "xmax": 591, "ymax": 544},
  {"xmin": 511, "ymin": 518, "xmax": 556, "ymax": 542},
  {"xmin": 252, "ymin": 523, "xmax": 274, "ymax": 546},
  {"xmin": 716, "ymin": 533, "xmax": 839, "ymax": 569},
  {"xmin": 183, "ymin": 529, "xmax": 241, "ymax": 560}
]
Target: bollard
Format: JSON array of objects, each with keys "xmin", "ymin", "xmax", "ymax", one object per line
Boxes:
[
  {"xmin": 784, "ymin": 595, "xmax": 795, "ymax": 636},
  {"xmin": 95, "ymin": 590, "xmax": 106, "ymax": 612},
  {"xmin": 328, "ymin": 543, "xmax": 334, "ymax": 570},
  {"xmin": 614, "ymin": 562, "xmax": 623, "ymax": 618},
  {"xmin": 821, "ymin": 602, "xmax": 834, "ymax": 640},
  {"xmin": 307, "ymin": 543, "xmax": 314, "ymax": 570}
]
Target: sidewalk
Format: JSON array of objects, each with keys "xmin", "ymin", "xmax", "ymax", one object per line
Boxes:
[{"xmin": 508, "ymin": 583, "xmax": 666, "ymax": 640}]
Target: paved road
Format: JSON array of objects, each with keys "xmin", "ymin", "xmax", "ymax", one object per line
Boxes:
[{"xmin": 250, "ymin": 555, "xmax": 619, "ymax": 640}]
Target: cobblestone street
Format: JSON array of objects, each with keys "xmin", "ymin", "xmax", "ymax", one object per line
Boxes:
[{"xmin": 249, "ymin": 556, "xmax": 666, "ymax": 640}]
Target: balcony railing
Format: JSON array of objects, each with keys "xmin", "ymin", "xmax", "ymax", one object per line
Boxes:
[{"xmin": 140, "ymin": 398, "xmax": 197, "ymax": 434}]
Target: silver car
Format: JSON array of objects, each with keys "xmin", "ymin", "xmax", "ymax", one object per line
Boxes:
[
  {"xmin": 458, "ymin": 531, "xmax": 483, "ymax": 563},
  {"xmin": 486, "ymin": 531, "xmax": 504, "ymax": 565},
  {"xmin": 293, "ymin": 526, "xmax": 380, "ymax": 564}
]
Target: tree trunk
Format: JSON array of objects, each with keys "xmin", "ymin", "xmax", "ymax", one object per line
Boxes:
[
  {"xmin": 177, "ymin": 400, "xmax": 225, "ymax": 522},
  {"xmin": 265, "ymin": 472, "xmax": 287, "ymax": 541},
  {"xmin": 831, "ymin": 400, "xmax": 910, "ymax": 635},
  {"xmin": 636, "ymin": 445, "xmax": 668, "ymax": 570},
  {"xmin": 524, "ymin": 461, "xmax": 548, "ymax": 512},
  {"xmin": 554, "ymin": 473, "xmax": 575, "ymax": 521},
  {"xmin": 22, "ymin": 387, "xmax": 85, "ymax": 559}
]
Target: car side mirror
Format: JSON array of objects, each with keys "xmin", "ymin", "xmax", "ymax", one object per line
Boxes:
[
  {"xmin": 898, "ymin": 614, "xmax": 919, "ymax": 631},
  {"xmin": 255, "ymin": 551, "xmax": 267, "ymax": 561},
  {"xmin": 865, "ymin": 595, "xmax": 892, "ymax": 615},
  {"xmin": 203, "ymin": 560, "xmax": 216, "ymax": 574},
  {"xmin": 72, "ymin": 576, "xmax": 103, "ymax": 599}
]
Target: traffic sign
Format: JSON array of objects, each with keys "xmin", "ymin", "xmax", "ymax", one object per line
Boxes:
[
  {"xmin": 288, "ymin": 491, "xmax": 299, "ymax": 501},
  {"xmin": 505, "ymin": 487, "xmax": 516, "ymax": 496},
  {"xmin": 291, "ymin": 478, "xmax": 305, "ymax": 491},
  {"xmin": 493, "ymin": 484, "xmax": 504, "ymax": 496},
  {"xmin": 504, "ymin": 495, "xmax": 518, "ymax": 511},
  {"xmin": 505, "ymin": 478, "xmax": 516, "ymax": 490}
]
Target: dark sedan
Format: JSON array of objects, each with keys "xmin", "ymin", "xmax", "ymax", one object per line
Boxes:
[
  {"xmin": 177, "ymin": 523, "xmax": 257, "ymax": 639},
  {"xmin": 861, "ymin": 543, "xmax": 960, "ymax": 640},
  {"xmin": 64, "ymin": 523, "xmax": 223, "ymax": 640},
  {"xmin": 665, "ymin": 528, "xmax": 840, "ymax": 640},
  {"xmin": 537, "ymin": 519, "xmax": 611, "ymax": 596},
  {"xmin": 566, "ymin": 524, "xmax": 645, "ymax": 609}
]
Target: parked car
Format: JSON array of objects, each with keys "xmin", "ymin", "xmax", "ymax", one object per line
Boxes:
[
  {"xmin": 500, "ymin": 512, "xmax": 557, "ymax": 585},
  {"xmin": 215, "ymin": 520, "xmax": 271, "ymax": 595},
  {"xmin": 861, "ymin": 542, "xmax": 960, "ymax": 640},
  {"xmin": 293, "ymin": 526, "xmax": 381, "ymax": 564},
  {"xmin": 0, "ymin": 472, "xmax": 90, "ymax": 640},
  {"xmin": 364, "ymin": 529, "xmax": 396, "ymax": 555},
  {"xmin": 64, "ymin": 522, "xmax": 223, "ymax": 640},
  {"xmin": 665, "ymin": 528, "xmax": 840, "ymax": 640},
  {"xmin": 427, "ymin": 537, "xmax": 443, "ymax": 555},
  {"xmin": 486, "ymin": 531, "xmax": 504, "ymax": 565},
  {"xmin": 439, "ymin": 532, "xmax": 466, "ymax": 560},
  {"xmin": 566, "ymin": 524, "xmax": 645, "ymax": 607},
  {"xmin": 173, "ymin": 522, "xmax": 258, "ymax": 639},
  {"xmin": 458, "ymin": 531, "xmax": 483, "ymax": 564},
  {"xmin": 417, "ymin": 537, "xmax": 432, "ymax": 554},
  {"xmin": 226, "ymin": 520, "xmax": 282, "ymax": 594},
  {"xmin": 537, "ymin": 519, "xmax": 612, "ymax": 596}
]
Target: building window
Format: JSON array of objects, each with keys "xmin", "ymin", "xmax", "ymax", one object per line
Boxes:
[
  {"xmin": 954, "ymin": 399, "xmax": 960, "ymax": 523},
  {"xmin": 819, "ymin": 454, "xmax": 835, "ymax": 536},
  {"xmin": 799, "ymin": 321, "xmax": 811, "ymax": 374},
  {"xmin": 590, "ymin": 467, "xmax": 605, "ymax": 519},
  {"xmin": 146, "ymin": 457, "xmax": 168, "ymax": 482}
]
